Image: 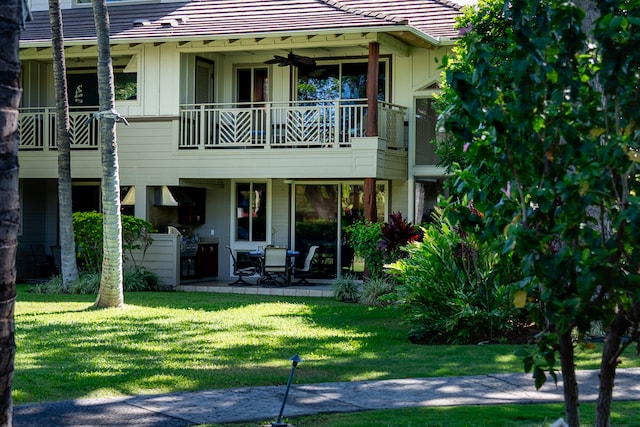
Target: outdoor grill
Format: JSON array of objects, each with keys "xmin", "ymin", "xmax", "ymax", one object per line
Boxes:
[
  {"xmin": 180, "ymin": 235, "xmax": 199, "ymax": 258},
  {"xmin": 168, "ymin": 226, "xmax": 199, "ymax": 278}
]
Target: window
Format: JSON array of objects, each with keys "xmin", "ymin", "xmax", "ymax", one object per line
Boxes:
[
  {"xmin": 76, "ymin": 0, "xmax": 154, "ymax": 5},
  {"xmin": 235, "ymin": 182, "xmax": 267, "ymax": 242},
  {"xmin": 414, "ymin": 98, "xmax": 438, "ymax": 165},
  {"xmin": 414, "ymin": 179, "xmax": 447, "ymax": 224},
  {"xmin": 67, "ymin": 56, "xmax": 137, "ymax": 105},
  {"xmin": 236, "ymin": 67, "xmax": 269, "ymax": 105},
  {"xmin": 296, "ymin": 61, "xmax": 386, "ymax": 101}
]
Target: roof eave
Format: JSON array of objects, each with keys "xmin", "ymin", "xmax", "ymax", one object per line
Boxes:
[
  {"xmin": 404, "ymin": 26, "xmax": 456, "ymax": 47},
  {"xmin": 20, "ymin": 25, "xmax": 450, "ymax": 49}
]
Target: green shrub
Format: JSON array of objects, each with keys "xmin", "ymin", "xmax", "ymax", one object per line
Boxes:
[
  {"xmin": 73, "ymin": 211, "xmax": 155, "ymax": 272},
  {"xmin": 69, "ymin": 271, "xmax": 101, "ymax": 294},
  {"xmin": 31, "ymin": 267, "xmax": 160, "ymax": 294},
  {"xmin": 387, "ymin": 208, "xmax": 521, "ymax": 344},
  {"xmin": 359, "ymin": 276, "xmax": 395, "ymax": 307},
  {"xmin": 123, "ymin": 267, "xmax": 159, "ymax": 292},
  {"xmin": 346, "ymin": 213, "xmax": 423, "ymax": 280},
  {"xmin": 344, "ymin": 220, "xmax": 384, "ymax": 278},
  {"xmin": 73, "ymin": 211, "xmax": 104, "ymax": 272},
  {"xmin": 332, "ymin": 273, "xmax": 360, "ymax": 302}
]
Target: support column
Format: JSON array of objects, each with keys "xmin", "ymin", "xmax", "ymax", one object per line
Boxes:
[
  {"xmin": 364, "ymin": 42, "xmax": 380, "ymax": 224},
  {"xmin": 366, "ymin": 42, "xmax": 379, "ymax": 137},
  {"xmin": 364, "ymin": 178, "xmax": 377, "ymax": 223}
]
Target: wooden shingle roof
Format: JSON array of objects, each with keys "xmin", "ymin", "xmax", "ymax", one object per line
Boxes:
[{"xmin": 20, "ymin": 0, "xmax": 462, "ymax": 46}]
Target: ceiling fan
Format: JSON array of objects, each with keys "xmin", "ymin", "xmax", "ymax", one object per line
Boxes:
[{"xmin": 265, "ymin": 51, "xmax": 316, "ymax": 68}]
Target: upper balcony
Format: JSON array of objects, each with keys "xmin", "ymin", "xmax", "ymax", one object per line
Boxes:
[{"xmin": 18, "ymin": 99, "xmax": 407, "ymax": 152}]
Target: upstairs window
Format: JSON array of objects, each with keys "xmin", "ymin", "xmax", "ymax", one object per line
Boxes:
[
  {"xmin": 67, "ymin": 55, "xmax": 138, "ymax": 105},
  {"xmin": 75, "ymin": 0, "xmax": 155, "ymax": 5},
  {"xmin": 296, "ymin": 60, "xmax": 387, "ymax": 101},
  {"xmin": 236, "ymin": 67, "xmax": 269, "ymax": 106}
]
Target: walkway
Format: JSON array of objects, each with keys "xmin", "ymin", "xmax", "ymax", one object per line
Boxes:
[{"xmin": 13, "ymin": 368, "xmax": 640, "ymax": 426}]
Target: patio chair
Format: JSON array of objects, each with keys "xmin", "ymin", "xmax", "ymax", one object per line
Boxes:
[
  {"xmin": 291, "ymin": 245, "xmax": 319, "ymax": 285},
  {"xmin": 226, "ymin": 246, "xmax": 257, "ymax": 286},
  {"xmin": 259, "ymin": 246, "xmax": 289, "ymax": 287}
]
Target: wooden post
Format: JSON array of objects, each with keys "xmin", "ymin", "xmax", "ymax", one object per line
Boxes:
[
  {"xmin": 366, "ymin": 42, "xmax": 379, "ymax": 137},
  {"xmin": 364, "ymin": 42, "xmax": 380, "ymax": 222},
  {"xmin": 363, "ymin": 43, "xmax": 380, "ymax": 278},
  {"xmin": 364, "ymin": 178, "xmax": 377, "ymax": 223}
]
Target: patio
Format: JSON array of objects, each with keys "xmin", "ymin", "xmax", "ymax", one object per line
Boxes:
[{"xmin": 177, "ymin": 277, "xmax": 334, "ymax": 297}]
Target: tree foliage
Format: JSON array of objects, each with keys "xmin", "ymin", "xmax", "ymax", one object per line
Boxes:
[{"xmin": 436, "ymin": 0, "xmax": 640, "ymax": 425}]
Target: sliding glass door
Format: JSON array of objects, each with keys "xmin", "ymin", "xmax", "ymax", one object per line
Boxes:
[{"xmin": 294, "ymin": 182, "xmax": 386, "ymax": 278}]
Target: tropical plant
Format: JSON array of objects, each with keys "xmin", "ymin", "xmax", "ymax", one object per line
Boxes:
[
  {"xmin": 378, "ymin": 212, "xmax": 423, "ymax": 261},
  {"xmin": 436, "ymin": 0, "xmax": 640, "ymax": 424},
  {"xmin": 33, "ymin": 268, "xmax": 159, "ymax": 294},
  {"xmin": 388, "ymin": 207, "xmax": 521, "ymax": 344},
  {"xmin": 359, "ymin": 276, "xmax": 395, "ymax": 307},
  {"xmin": 332, "ymin": 273, "xmax": 360, "ymax": 302},
  {"xmin": 345, "ymin": 220, "xmax": 384, "ymax": 278}
]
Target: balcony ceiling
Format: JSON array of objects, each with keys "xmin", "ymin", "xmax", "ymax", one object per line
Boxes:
[{"xmin": 20, "ymin": 0, "xmax": 462, "ymax": 49}]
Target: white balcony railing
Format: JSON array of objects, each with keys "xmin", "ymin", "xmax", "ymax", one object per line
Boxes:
[
  {"xmin": 18, "ymin": 100, "xmax": 407, "ymax": 151},
  {"xmin": 179, "ymin": 99, "xmax": 407, "ymax": 150},
  {"xmin": 18, "ymin": 107, "xmax": 100, "ymax": 150}
]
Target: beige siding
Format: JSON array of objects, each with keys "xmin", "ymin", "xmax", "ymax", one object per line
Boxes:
[
  {"xmin": 29, "ymin": 0, "xmax": 72, "ymax": 12},
  {"xmin": 390, "ymin": 179, "xmax": 409, "ymax": 217},
  {"xmin": 125, "ymin": 233, "xmax": 180, "ymax": 289},
  {"xmin": 271, "ymin": 179, "xmax": 291, "ymax": 248},
  {"xmin": 20, "ymin": 133, "xmax": 406, "ymax": 182}
]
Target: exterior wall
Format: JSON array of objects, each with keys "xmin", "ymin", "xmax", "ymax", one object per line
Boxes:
[
  {"xmin": 17, "ymin": 29, "xmax": 452, "ymax": 281},
  {"xmin": 390, "ymin": 179, "xmax": 409, "ymax": 217},
  {"xmin": 20, "ymin": 125, "xmax": 402, "ymax": 182}
]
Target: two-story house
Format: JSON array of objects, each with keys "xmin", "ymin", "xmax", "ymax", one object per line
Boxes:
[{"xmin": 18, "ymin": 0, "xmax": 462, "ymax": 286}]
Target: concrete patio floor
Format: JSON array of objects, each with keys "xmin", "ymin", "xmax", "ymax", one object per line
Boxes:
[{"xmin": 177, "ymin": 278, "xmax": 335, "ymax": 298}]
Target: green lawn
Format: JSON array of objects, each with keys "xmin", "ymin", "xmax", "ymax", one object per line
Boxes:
[
  {"xmin": 13, "ymin": 285, "xmax": 640, "ymax": 413},
  {"xmin": 216, "ymin": 401, "xmax": 640, "ymax": 427}
]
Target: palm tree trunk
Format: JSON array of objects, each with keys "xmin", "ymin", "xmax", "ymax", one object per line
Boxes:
[
  {"xmin": 0, "ymin": 0, "xmax": 26, "ymax": 423},
  {"xmin": 49, "ymin": 0, "xmax": 79, "ymax": 291},
  {"xmin": 92, "ymin": 0, "xmax": 124, "ymax": 308}
]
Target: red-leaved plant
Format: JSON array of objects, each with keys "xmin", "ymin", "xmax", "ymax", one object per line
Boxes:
[{"xmin": 378, "ymin": 212, "xmax": 423, "ymax": 261}]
